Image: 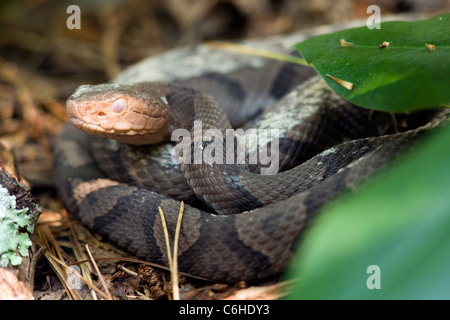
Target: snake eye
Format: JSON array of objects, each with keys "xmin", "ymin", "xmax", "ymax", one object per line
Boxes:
[{"xmin": 111, "ymin": 98, "xmax": 126, "ymax": 113}]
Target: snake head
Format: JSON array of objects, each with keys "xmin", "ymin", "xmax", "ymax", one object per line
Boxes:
[{"xmin": 66, "ymin": 82, "xmax": 171, "ymax": 145}]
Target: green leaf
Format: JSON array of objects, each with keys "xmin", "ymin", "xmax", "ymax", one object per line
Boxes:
[
  {"xmin": 285, "ymin": 124, "xmax": 450, "ymax": 300},
  {"xmin": 294, "ymin": 13, "xmax": 450, "ymax": 112}
]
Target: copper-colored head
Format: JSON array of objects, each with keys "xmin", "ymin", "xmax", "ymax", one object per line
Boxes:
[{"xmin": 66, "ymin": 83, "xmax": 171, "ymax": 145}]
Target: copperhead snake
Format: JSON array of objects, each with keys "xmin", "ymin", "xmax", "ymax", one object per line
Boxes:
[{"xmin": 53, "ymin": 26, "xmax": 449, "ymax": 282}]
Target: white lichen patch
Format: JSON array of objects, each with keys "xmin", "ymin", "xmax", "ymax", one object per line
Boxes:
[{"xmin": 0, "ymin": 186, "xmax": 32, "ymax": 267}]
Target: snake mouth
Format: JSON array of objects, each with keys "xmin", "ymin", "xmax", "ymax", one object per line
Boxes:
[{"xmin": 68, "ymin": 117, "xmax": 110, "ymax": 134}]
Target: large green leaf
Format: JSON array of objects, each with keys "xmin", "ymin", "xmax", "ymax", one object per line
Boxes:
[
  {"xmin": 285, "ymin": 124, "xmax": 450, "ymax": 300},
  {"xmin": 294, "ymin": 13, "xmax": 450, "ymax": 112}
]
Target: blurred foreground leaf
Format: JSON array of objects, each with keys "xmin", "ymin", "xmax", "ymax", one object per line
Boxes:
[{"xmin": 285, "ymin": 124, "xmax": 450, "ymax": 299}]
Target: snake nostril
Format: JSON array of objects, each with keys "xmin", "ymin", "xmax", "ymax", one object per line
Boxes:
[{"xmin": 98, "ymin": 111, "xmax": 107, "ymax": 116}]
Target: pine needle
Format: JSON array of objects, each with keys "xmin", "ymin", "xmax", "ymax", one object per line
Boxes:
[
  {"xmin": 37, "ymin": 224, "xmax": 81, "ymax": 300},
  {"xmin": 206, "ymin": 41, "xmax": 310, "ymax": 66},
  {"xmin": 158, "ymin": 206, "xmax": 173, "ymax": 267},
  {"xmin": 85, "ymin": 244, "xmax": 113, "ymax": 300},
  {"xmin": 45, "ymin": 251, "xmax": 111, "ymax": 300},
  {"xmin": 158, "ymin": 201, "xmax": 185, "ymax": 300},
  {"xmin": 172, "ymin": 201, "xmax": 184, "ymax": 301},
  {"xmin": 62, "ymin": 209, "xmax": 97, "ymax": 300}
]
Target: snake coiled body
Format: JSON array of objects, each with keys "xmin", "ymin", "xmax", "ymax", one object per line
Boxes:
[{"xmin": 54, "ymin": 28, "xmax": 449, "ymax": 282}]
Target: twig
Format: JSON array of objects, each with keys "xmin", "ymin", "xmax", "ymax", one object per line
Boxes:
[
  {"xmin": 222, "ymin": 280, "xmax": 295, "ymax": 300},
  {"xmin": 118, "ymin": 265, "xmax": 139, "ymax": 277}
]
